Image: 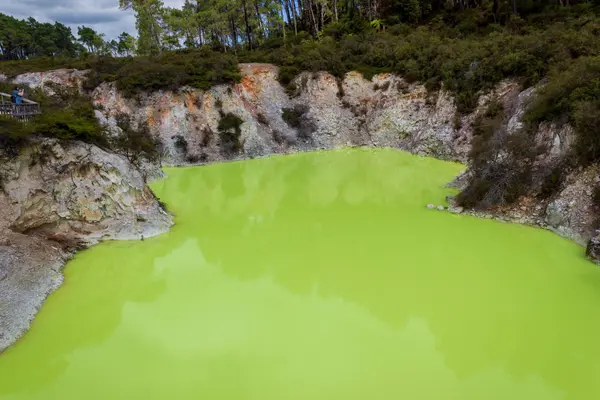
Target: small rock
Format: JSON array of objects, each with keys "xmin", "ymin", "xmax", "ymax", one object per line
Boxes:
[
  {"xmin": 437, "ymin": 205, "xmax": 445, "ymax": 211},
  {"xmin": 449, "ymin": 206, "xmax": 464, "ymax": 214},
  {"xmin": 586, "ymin": 232, "xmax": 600, "ymax": 265},
  {"xmin": 426, "ymin": 204, "xmax": 435, "ymax": 209}
]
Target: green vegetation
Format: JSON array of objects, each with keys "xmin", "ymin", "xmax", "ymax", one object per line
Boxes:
[
  {"xmin": 0, "ymin": 82, "xmax": 159, "ymax": 164},
  {"xmin": 173, "ymin": 135, "xmax": 189, "ymax": 152},
  {"xmin": 113, "ymin": 113, "xmax": 162, "ymax": 164},
  {"xmin": 282, "ymin": 105, "xmax": 314, "ymax": 140},
  {"xmin": 525, "ymin": 56, "xmax": 600, "ymax": 167},
  {"xmin": 2, "ymin": 1, "xmax": 600, "ymax": 211},
  {"xmin": 217, "ymin": 112, "xmax": 244, "ymax": 155},
  {"xmin": 0, "ymin": 83, "xmax": 106, "ymax": 153},
  {"xmin": 281, "ymin": 107, "xmax": 304, "ymax": 129},
  {"xmin": 456, "ymin": 100, "xmax": 535, "ymax": 208},
  {"xmin": 0, "ymin": 13, "xmax": 138, "ymax": 61},
  {"xmin": 83, "ymin": 48, "xmax": 241, "ymax": 97},
  {"xmin": 458, "ymin": 55, "xmax": 600, "ymax": 209}
]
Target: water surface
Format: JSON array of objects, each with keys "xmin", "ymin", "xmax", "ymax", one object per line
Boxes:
[{"xmin": 1, "ymin": 148, "xmax": 600, "ymax": 399}]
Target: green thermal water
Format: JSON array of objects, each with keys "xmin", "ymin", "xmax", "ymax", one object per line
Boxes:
[{"xmin": 1, "ymin": 148, "xmax": 600, "ymax": 399}]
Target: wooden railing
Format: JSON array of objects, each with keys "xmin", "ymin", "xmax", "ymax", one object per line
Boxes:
[{"xmin": 0, "ymin": 92, "xmax": 41, "ymax": 121}]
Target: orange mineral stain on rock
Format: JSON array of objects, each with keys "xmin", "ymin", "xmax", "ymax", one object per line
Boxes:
[
  {"xmin": 184, "ymin": 92, "xmax": 199, "ymax": 113},
  {"xmin": 239, "ymin": 75, "xmax": 261, "ymax": 98},
  {"xmin": 146, "ymin": 109, "xmax": 158, "ymax": 127}
]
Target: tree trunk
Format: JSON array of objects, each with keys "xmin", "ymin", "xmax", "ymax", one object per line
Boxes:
[
  {"xmin": 253, "ymin": 0, "xmax": 266, "ymax": 39},
  {"xmin": 307, "ymin": 0, "xmax": 318, "ymax": 36},
  {"xmin": 333, "ymin": 0, "xmax": 338, "ymax": 21},
  {"xmin": 230, "ymin": 15, "xmax": 238, "ymax": 56},
  {"xmin": 241, "ymin": 0, "xmax": 253, "ymax": 49},
  {"xmin": 320, "ymin": 2, "xmax": 325, "ymax": 31},
  {"xmin": 280, "ymin": 0, "xmax": 287, "ymax": 39},
  {"xmin": 492, "ymin": 0, "xmax": 498, "ymax": 22},
  {"xmin": 289, "ymin": 0, "xmax": 299, "ymax": 34}
]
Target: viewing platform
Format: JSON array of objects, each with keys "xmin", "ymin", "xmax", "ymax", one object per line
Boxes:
[{"xmin": 0, "ymin": 92, "xmax": 41, "ymax": 120}]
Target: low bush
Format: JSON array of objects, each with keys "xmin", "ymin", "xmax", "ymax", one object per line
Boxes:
[
  {"xmin": 0, "ymin": 82, "xmax": 107, "ymax": 151},
  {"xmin": 112, "ymin": 113, "xmax": 161, "ymax": 165},
  {"xmin": 217, "ymin": 112, "xmax": 243, "ymax": 155},
  {"xmin": 0, "ymin": 82, "xmax": 161, "ymax": 163},
  {"xmin": 282, "ymin": 107, "xmax": 304, "ymax": 128},
  {"xmin": 172, "ymin": 135, "xmax": 188, "ymax": 152},
  {"xmin": 456, "ymin": 100, "xmax": 537, "ymax": 208}
]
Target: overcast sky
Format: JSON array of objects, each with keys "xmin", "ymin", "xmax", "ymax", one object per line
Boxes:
[{"xmin": 1, "ymin": 0, "xmax": 186, "ymax": 40}]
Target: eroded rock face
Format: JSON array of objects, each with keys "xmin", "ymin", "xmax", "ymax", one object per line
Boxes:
[
  {"xmin": 91, "ymin": 64, "xmax": 490, "ymax": 164},
  {"xmin": 0, "ymin": 139, "xmax": 172, "ymax": 352},
  {"xmin": 10, "ymin": 69, "xmax": 88, "ymax": 93},
  {"xmin": 586, "ymin": 231, "xmax": 600, "ymax": 263},
  {"xmin": 10, "ymin": 64, "xmax": 598, "ymax": 259},
  {"xmin": 2, "ymin": 140, "xmax": 172, "ymax": 242},
  {"xmin": 543, "ymin": 166, "xmax": 598, "ymax": 245}
]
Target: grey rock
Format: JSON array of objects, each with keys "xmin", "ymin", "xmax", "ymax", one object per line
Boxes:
[
  {"xmin": 586, "ymin": 231, "xmax": 600, "ymax": 265},
  {"xmin": 0, "ymin": 139, "xmax": 173, "ymax": 353},
  {"xmin": 449, "ymin": 206, "xmax": 464, "ymax": 214}
]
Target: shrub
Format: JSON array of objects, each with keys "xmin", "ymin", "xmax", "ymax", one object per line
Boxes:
[
  {"xmin": 456, "ymin": 100, "xmax": 533, "ymax": 208},
  {"xmin": 538, "ymin": 163, "xmax": 566, "ymax": 199},
  {"xmin": 172, "ymin": 135, "xmax": 188, "ymax": 152},
  {"xmin": 336, "ymin": 78, "xmax": 345, "ymax": 98},
  {"xmin": 112, "ymin": 113, "xmax": 161, "ymax": 165},
  {"xmin": 201, "ymin": 127, "xmax": 213, "ymax": 147},
  {"xmin": 282, "ymin": 106, "xmax": 304, "ymax": 128},
  {"xmin": 282, "ymin": 105, "xmax": 315, "ymax": 140},
  {"xmin": 217, "ymin": 113, "xmax": 243, "ymax": 154},
  {"xmin": 0, "ymin": 82, "xmax": 108, "ymax": 151}
]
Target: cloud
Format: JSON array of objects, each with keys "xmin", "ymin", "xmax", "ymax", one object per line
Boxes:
[
  {"xmin": 47, "ymin": 9, "xmax": 124, "ymax": 25},
  {"xmin": 1, "ymin": 0, "xmax": 186, "ymax": 40}
]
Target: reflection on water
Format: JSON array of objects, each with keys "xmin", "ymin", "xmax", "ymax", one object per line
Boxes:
[{"xmin": 1, "ymin": 148, "xmax": 600, "ymax": 399}]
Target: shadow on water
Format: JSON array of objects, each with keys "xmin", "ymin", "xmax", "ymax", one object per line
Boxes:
[{"xmin": 1, "ymin": 148, "xmax": 600, "ymax": 399}]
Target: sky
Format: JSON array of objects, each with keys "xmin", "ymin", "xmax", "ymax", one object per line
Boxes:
[{"xmin": 0, "ymin": 0, "xmax": 186, "ymax": 40}]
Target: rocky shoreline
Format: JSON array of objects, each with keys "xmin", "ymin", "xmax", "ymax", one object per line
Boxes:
[
  {"xmin": 1, "ymin": 63, "xmax": 598, "ymax": 353},
  {"xmin": 0, "ymin": 139, "xmax": 172, "ymax": 353}
]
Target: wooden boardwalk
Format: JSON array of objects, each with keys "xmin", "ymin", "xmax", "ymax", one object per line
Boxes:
[{"xmin": 0, "ymin": 92, "xmax": 41, "ymax": 121}]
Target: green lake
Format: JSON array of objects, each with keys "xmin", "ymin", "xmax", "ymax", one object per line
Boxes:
[{"xmin": 1, "ymin": 148, "xmax": 600, "ymax": 399}]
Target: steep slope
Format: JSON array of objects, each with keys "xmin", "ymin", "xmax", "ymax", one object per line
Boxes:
[{"xmin": 0, "ymin": 139, "xmax": 172, "ymax": 352}]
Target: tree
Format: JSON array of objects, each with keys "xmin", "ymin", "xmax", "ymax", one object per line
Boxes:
[
  {"xmin": 117, "ymin": 32, "xmax": 137, "ymax": 56},
  {"xmin": 0, "ymin": 13, "xmax": 80, "ymax": 60},
  {"xmin": 119, "ymin": 0, "xmax": 164, "ymax": 55},
  {"xmin": 77, "ymin": 26, "xmax": 106, "ymax": 54}
]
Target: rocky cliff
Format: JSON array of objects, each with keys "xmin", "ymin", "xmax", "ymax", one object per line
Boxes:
[
  {"xmin": 90, "ymin": 64, "xmax": 471, "ymax": 164},
  {"xmin": 0, "ymin": 63, "xmax": 597, "ymax": 350},
  {"xmin": 0, "ymin": 139, "xmax": 172, "ymax": 352},
  {"xmin": 90, "ymin": 64, "xmax": 597, "ymax": 251}
]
